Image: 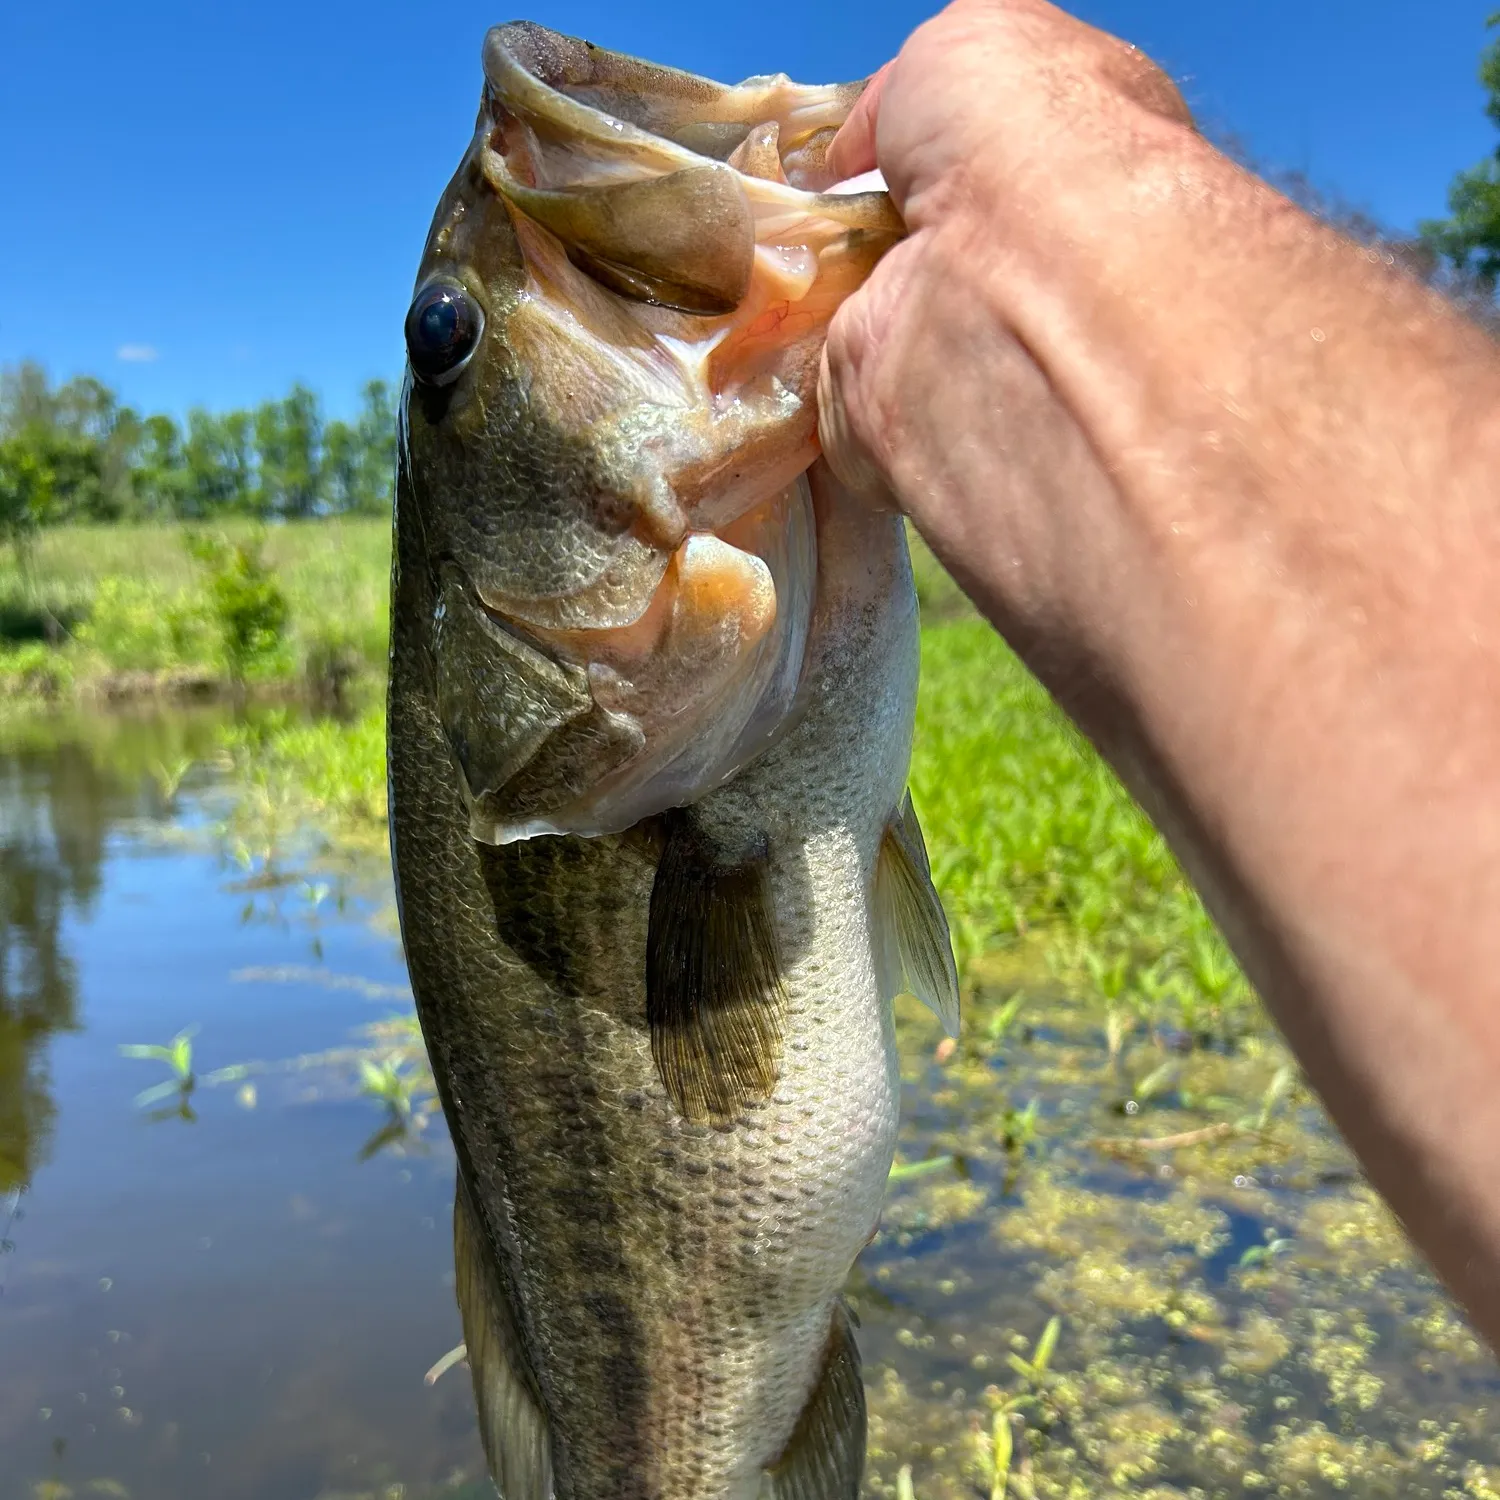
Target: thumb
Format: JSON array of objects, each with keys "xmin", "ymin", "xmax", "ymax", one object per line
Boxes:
[{"xmin": 816, "ymin": 317, "xmax": 900, "ymax": 511}]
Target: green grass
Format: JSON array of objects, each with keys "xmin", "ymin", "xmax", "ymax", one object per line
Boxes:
[
  {"xmin": 0, "ymin": 519, "xmax": 390, "ymax": 698},
  {"xmin": 910, "ymin": 618, "xmax": 1253, "ymax": 1033}
]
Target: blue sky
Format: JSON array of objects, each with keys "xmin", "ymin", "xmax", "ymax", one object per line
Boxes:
[{"xmin": 1, "ymin": 0, "xmax": 1494, "ymax": 420}]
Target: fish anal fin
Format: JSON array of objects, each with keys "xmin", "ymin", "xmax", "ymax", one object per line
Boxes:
[
  {"xmin": 875, "ymin": 793, "xmax": 961, "ymax": 1037},
  {"xmin": 647, "ymin": 813, "xmax": 786, "ymax": 1125},
  {"xmin": 764, "ymin": 1303, "xmax": 866, "ymax": 1500},
  {"xmin": 453, "ymin": 1176, "xmax": 554, "ymax": 1500}
]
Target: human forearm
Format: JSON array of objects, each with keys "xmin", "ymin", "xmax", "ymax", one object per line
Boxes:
[
  {"xmin": 1007, "ymin": 144, "xmax": 1500, "ymax": 1335},
  {"xmin": 820, "ymin": 0, "xmax": 1500, "ymax": 1341}
]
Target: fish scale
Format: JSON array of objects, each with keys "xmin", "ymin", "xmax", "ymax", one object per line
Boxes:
[{"xmin": 390, "ymin": 23, "xmax": 958, "ymax": 1499}]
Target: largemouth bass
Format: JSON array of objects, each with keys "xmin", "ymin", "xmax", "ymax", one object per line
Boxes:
[{"xmin": 388, "ymin": 23, "xmax": 959, "ymax": 1500}]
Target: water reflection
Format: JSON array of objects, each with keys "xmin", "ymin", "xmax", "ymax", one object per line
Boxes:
[
  {"xmin": 2, "ymin": 745, "xmax": 120, "ymax": 1188},
  {"xmin": 0, "ymin": 705, "xmax": 478, "ymax": 1500},
  {"xmin": 0, "ymin": 710, "xmax": 250, "ymax": 1190}
]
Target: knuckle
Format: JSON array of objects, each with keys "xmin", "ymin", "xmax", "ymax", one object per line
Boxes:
[{"xmin": 1097, "ymin": 36, "xmax": 1195, "ymax": 126}]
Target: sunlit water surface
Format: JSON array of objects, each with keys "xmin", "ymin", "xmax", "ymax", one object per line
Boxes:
[{"xmin": 4, "ymin": 709, "xmax": 1499, "ymax": 1500}]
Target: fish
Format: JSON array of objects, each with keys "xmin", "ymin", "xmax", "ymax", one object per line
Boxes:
[{"xmin": 387, "ymin": 22, "xmax": 960, "ymax": 1500}]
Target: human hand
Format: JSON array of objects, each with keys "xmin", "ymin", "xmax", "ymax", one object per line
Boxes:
[
  {"xmin": 817, "ymin": 0, "xmax": 1500, "ymax": 1366},
  {"xmin": 817, "ymin": 0, "xmax": 1200, "ymax": 657}
]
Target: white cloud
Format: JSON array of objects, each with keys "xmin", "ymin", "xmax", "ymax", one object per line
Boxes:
[{"xmin": 116, "ymin": 344, "xmax": 159, "ymax": 363}]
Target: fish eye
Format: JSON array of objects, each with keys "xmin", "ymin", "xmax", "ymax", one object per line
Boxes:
[{"xmin": 405, "ymin": 280, "xmax": 483, "ymax": 386}]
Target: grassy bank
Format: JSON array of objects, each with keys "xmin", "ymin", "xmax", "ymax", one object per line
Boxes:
[{"xmin": 0, "ymin": 518, "xmax": 390, "ymax": 701}]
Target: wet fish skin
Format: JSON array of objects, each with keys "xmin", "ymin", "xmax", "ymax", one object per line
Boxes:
[
  {"xmin": 401, "ymin": 24, "xmax": 902, "ymax": 847},
  {"xmin": 390, "ymin": 23, "xmax": 956, "ymax": 1500},
  {"xmin": 393, "ymin": 472, "xmax": 916, "ymax": 1499}
]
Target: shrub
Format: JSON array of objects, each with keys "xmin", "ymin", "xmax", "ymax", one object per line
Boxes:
[
  {"xmin": 185, "ymin": 531, "xmax": 290, "ymax": 680},
  {"xmin": 0, "ymin": 641, "xmax": 72, "ymax": 698}
]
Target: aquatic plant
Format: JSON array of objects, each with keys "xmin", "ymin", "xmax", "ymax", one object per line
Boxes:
[
  {"xmin": 149, "ymin": 754, "xmax": 193, "ymax": 805},
  {"xmin": 358, "ymin": 1056, "xmax": 420, "ymax": 1116},
  {"xmin": 118, "ymin": 1026, "xmax": 196, "ymax": 1109},
  {"xmin": 888, "ymin": 1155, "xmax": 957, "ymax": 1186}
]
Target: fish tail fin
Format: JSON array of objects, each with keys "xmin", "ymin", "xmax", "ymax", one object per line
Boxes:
[
  {"xmin": 453, "ymin": 1175, "xmax": 555, "ymax": 1500},
  {"xmin": 874, "ymin": 792, "xmax": 961, "ymax": 1036},
  {"xmin": 763, "ymin": 1302, "xmax": 866, "ymax": 1500}
]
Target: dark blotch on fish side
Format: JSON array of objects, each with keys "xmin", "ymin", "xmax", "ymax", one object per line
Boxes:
[{"xmin": 647, "ymin": 810, "xmax": 787, "ymax": 1125}]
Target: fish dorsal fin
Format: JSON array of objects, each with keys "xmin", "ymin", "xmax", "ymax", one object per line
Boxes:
[
  {"xmin": 453, "ymin": 1176, "xmax": 555, "ymax": 1500},
  {"xmin": 647, "ymin": 812, "xmax": 786, "ymax": 1124},
  {"xmin": 764, "ymin": 1302, "xmax": 866, "ymax": 1500},
  {"xmin": 874, "ymin": 793, "xmax": 961, "ymax": 1037}
]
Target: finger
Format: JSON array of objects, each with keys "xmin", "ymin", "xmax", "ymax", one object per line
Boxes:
[
  {"xmin": 1099, "ymin": 41, "xmax": 1196, "ymax": 128},
  {"xmin": 826, "ymin": 61, "xmax": 892, "ymax": 184},
  {"xmin": 816, "ymin": 340, "xmax": 899, "ymax": 512}
]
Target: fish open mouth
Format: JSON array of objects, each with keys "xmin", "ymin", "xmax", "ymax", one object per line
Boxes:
[
  {"xmin": 471, "ymin": 18, "xmax": 902, "ymax": 476},
  {"xmin": 419, "ymin": 24, "xmax": 901, "ymax": 843}
]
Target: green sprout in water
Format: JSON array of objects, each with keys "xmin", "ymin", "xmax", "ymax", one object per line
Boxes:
[
  {"xmin": 149, "ymin": 755, "xmax": 193, "ymax": 806},
  {"xmin": 298, "ymin": 879, "xmax": 331, "ymax": 910},
  {"xmin": 356, "ymin": 1051, "xmax": 436, "ymax": 1160},
  {"xmin": 1248, "ymin": 1062, "xmax": 1298, "ymax": 1132},
  {"xmin": 359, "ymin": 1056, "xmax": 418, "ymax": 1116},
  {"xmin": 1118, "ymin": 1057, "xmax": 1178, "ymax": 1116},
  {"xmin": 1005, "ymin": 1314, "xmax": 1061, "ymax": 1405},
  {"xmin": 990, "ymin": 1406, "xmax": 1014, "ymax": 1500},
  {"xmin": 119, "ymin": 1026, "xmax": 198, "ymax": 1113},
  {"xmin": 974, "ymin": 1316, "xmax": 1061, "ymax": 1500},
  {"xmin": 886, "ymin": 1154, "xmax": 955, "ymax": 1186},
  {"xmin": 1239, "ymin": 1230, "xmax": 1294, "ymax": 1269},
  {"xmin": 984, "ymin": 991, "xmax": 1027, "ymax": 1047}
]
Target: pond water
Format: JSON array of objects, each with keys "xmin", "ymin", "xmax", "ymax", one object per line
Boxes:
[
  {"xmin": 3, "ymin": 709, "xmax": 1500, "ymax": 1500},
  {"xmin": 0, "ymin": 710, "xmax": 485, "ymax": 1500}
]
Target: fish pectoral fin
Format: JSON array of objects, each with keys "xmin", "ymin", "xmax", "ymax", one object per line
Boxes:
[
  {"xmin": 874, "ymin": 793, "xmax": 961, "ymax": 1037},
  {"xmin": 764, "ymin": 1303, "xmax": 866, "ymax": 1500},
  {"xmin": 497, "ymin": 166, "xmax": 755, "ymax": 315},
  {"xmin": 647, "ymin": 812, "xmax": 786, "ymax": 1125},
  {"xmin": 453, "ymin": 1176, "xmax": 555, "ymax": 1500}
]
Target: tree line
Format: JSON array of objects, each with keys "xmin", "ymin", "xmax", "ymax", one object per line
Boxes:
[
  {"xmin": 0, "ymin": 363, "xmax": 397, "ymax": 546},
  {"xmin": 1420, "ymin": 14, "xmax": 1500, "ymax": 287}
]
